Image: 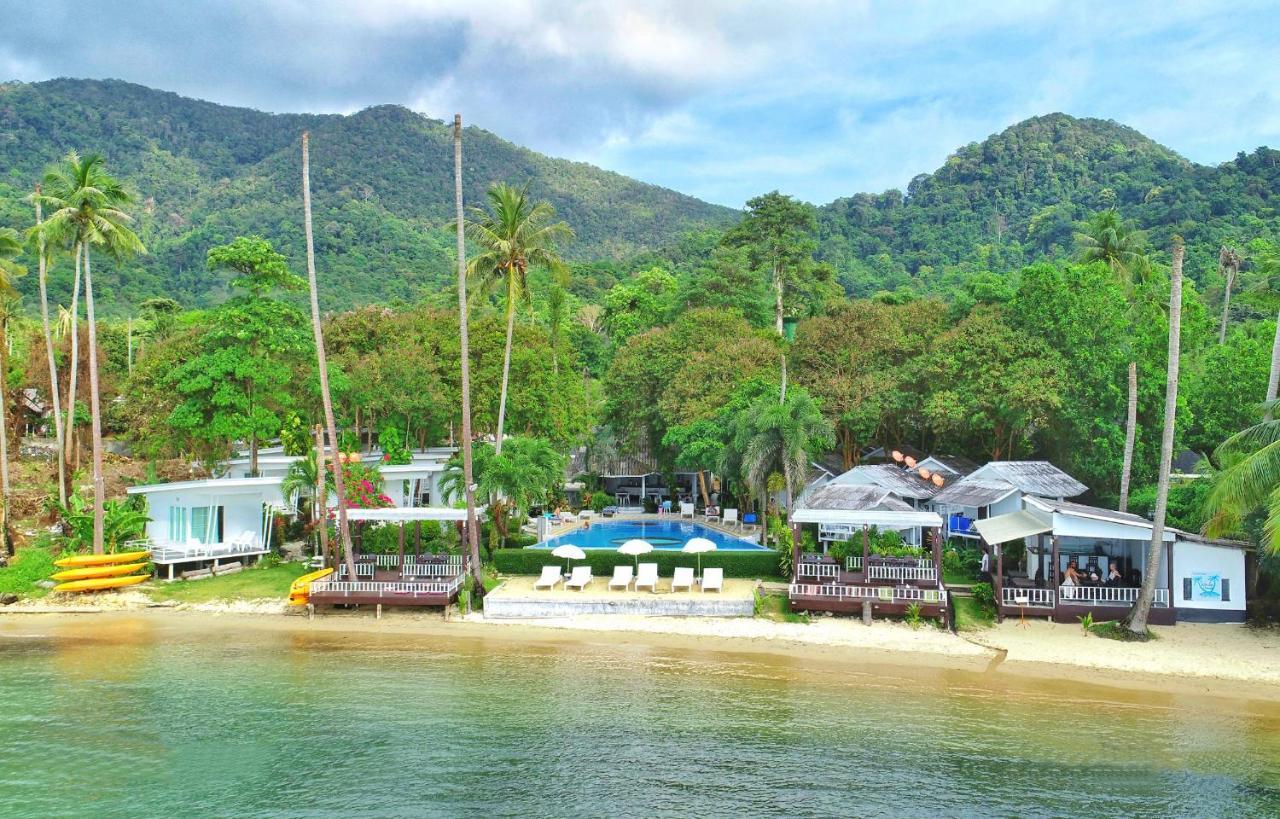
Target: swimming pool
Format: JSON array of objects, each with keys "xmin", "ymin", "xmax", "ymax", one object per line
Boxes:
[{"xmin": 533, "ymin": 520, "xmax": 768, "ymax": 551}]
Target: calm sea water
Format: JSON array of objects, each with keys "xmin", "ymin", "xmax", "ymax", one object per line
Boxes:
[
  {"xmin": 2, "ymin": 615, "xmax": 1278, "ymax": 818},
  {"xmin": 535, "ymin": 519, "xmax": 767, "ymax": 550}
]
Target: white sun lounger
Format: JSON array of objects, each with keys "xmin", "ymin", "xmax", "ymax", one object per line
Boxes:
[
  {"xmin": 679, "ymin": 502, "xmax": 695, "ymax": 519},
  {"xmin": 635, "ymin": 563, "xmax": 659, "ymax": 593},
  {"xmin": 700, "ymin": 567, "xmax": 723, "ymax": 593},
  {"xmin": 723, "ymin": 508, "xmax": 739, "ymax": 529},
  {"xmin": 534, "ymin": 566, "xmax": 563, "ymax": 590},
  {"xmin": 671, "ymin": 566, "xmax": 695, "ymax": 592},
  {"xmin": 566, "ymin": 565, "xmax": 593, "ymax": 591},
  {"xmin": 608, "ymin": 565, "xmax": 633, "ymax": 590}
]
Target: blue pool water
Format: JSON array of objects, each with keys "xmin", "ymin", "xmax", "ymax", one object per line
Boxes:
[{"xmin": 534, "ymin": 519, "xmax": 768, "ymax": 551}]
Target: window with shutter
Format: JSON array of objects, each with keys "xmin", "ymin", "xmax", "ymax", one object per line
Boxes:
[
  {"xmin": 1221, "ymin": 578, "xmax": 1230, "ymax": 602},
  {"xmin": 1182, "ymin": 577, "xmax": 1192, "ymax": 601}
]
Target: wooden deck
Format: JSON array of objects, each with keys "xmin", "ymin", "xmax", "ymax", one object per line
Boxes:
[
  {"xmin": 997, "ymin": 585, "xmax": 1177, "ymax": 625},
  {"xmin": 788, "ymin": 582, "xmax": 949, "ymax": 617},
  {"xmin": 308, "ymin": 557, "xmax": 464, "ymax": 608}
]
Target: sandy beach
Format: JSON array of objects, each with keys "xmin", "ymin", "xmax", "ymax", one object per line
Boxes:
[{"xmin": 5, "ymin": 592, "xmax": 1279, "ymax": 701}]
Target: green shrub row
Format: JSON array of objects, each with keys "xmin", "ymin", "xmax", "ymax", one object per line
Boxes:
[{"xmin": 492, "ymin": 548, "xmax": 783, "ymax": 578}]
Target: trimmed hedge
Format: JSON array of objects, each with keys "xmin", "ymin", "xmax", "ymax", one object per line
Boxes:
[{"xmin": 492, "ymin": 548, "xmax": 782, "ymax": 578}]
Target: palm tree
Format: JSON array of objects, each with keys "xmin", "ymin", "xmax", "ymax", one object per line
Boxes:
[
  {"xmin": 724, "ymin": 388, "xmax": 834, "ymax": 571},
  {"xmin": 28, "ymin": 186, "xmax": 68, "ymax": 508},
  {"xmin": 1249, "ymin": 240, "xmax": 1280, "ymax": 419},
  {"xmin": 38, "ymin": 152, "xmax": 145, "ymax": 554},
  {"xmin": 300, "ymin": 132, "xmax": 357, "ymax": 585},
  {"xmin": 1217, "ymin": 245, "xmax": 1242, "ymax": 345},
  {"xmin": 1205, "ymin": 405, "xmax": 1280, "ymax": 554},
  {"xmin": 1126, "ymin": 238, "xmax": 1183, "ymax": 635},
  {"xmin": 282, "ymin": 449, "xmax": 321, "ymax": 558},
  {"xmin": 1077, "ymin": 209, "xmax": 1150, "ymax": 511},
  {"xmin": 461, "ymin": 182, "xmax": 573, "ymax": 454},
  {"xmin": 454, "ymin": 115, "xmax": 483, "ymax": 592},
  {"xmin": 0, "ymin": 234, "xmax": 23, "ymax": 554},
  {"xmin": 441, "ymin": 436, "xmax": 565, "ymax": 555}
]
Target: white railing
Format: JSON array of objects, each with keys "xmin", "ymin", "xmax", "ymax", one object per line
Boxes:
[
  {"xmin": 146, "ymin": 539, "xmax": 268, "ymax": 562},
  {"xmin": 1058, "ymin": 586, "xmax": 1170, "ymax": 607},
  {"xmin": 797, "ymin": 562, "xmax": 839, "ymax": 580},
  {"xmin": 337, "ymin": 564, "xmax": 377, "ymax": 579},
  {"xmin": 789, "ymin": 583, "xmax": 945, "ymax": 605},
  {"xmin": 1001, "ymin": 587, "xmax": 1056, "ymax": 608},
  {"xmin": 363, "ymin": 554, "xmax": 463, "ymax": 570},
  {"xmin": 845, "ymin": 556, "xmax": 862, "ymax": 571},
  {"xmin": 868, "ymin": 565, "xmax": 938, "ymax": 582},
  {"xmin": 401, "ymin": 562, "xmax": 460, "ymax": 578},
  {"xmin": 311, "ymin": 576, "xmax": 463, "ymax": 598}
]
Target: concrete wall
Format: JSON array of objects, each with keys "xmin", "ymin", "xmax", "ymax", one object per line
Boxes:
[
  {"xmin": 1172, "ymin": 539, "xmax": 1246, "ymax": 615},
  {"xmin": 484, "ymin": 595, "xmax": 753, "ymax": 619}
]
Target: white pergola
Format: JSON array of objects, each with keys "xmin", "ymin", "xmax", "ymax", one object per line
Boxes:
[
  {"xmin": 790, "ymin": 509, "xmax": 943, "ymax": 528},
  {"xmin": 344, "ymin": 506, "xmax": 484, "ymax": 523}
]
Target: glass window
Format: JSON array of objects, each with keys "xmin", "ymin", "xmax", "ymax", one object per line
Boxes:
[{"xmin": 168, "ymin": 506, "xmax": 188, "ymax": 543}]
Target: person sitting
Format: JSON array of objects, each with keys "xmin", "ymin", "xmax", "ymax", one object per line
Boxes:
[
  {"xmin": 1106, "ymin": 565, "xmax": 1123, "ymax": 587},
  {"xmin": 1063, "ymin": 564, "xmax": 1082, "ymax": 586}
]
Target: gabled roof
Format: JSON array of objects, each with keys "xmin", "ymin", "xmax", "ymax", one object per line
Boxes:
[
  {"xmin": 803, "ymin": 483, "xmax": 915, "ymax": 513},
  {"xmin": 930, "ymin": 479, "xmax": 1019, "ymax": 508},
  {"xmin": 916, "ymin": 455, "xmax": 979, "ymax": 477},
  {"xmin": 967, "ymin": 461, "xmax": 1087, "ymax": 498},
  {"xmin": 832, "ymin": 463, "xmax": 939, "ymax": 500}
]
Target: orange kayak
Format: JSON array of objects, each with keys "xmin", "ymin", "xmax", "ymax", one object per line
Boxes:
[
  {"xmin": 50, "ymin": 563, "xmax": 149, "ymax": 582},
  {"xmin": 288, "ymin": 567, "xmax": 334, "ymax": 605},
  {"xmin": 54, "ymin": 550, "xmax": 150, "ymax": 568},
  {"xmin": 53, "ymin": 574, "xmax": 149, "ymax": 593}
]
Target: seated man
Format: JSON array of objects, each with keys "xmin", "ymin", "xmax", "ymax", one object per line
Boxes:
[{"xmin": 1106, "ymin": 564, "xmax": 1124, "ymax": 586}]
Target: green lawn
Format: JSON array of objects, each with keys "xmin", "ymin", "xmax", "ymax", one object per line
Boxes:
[
  {"xmin": 0, "ymin": 545, "xmax": 58, "ymax": 599},
  {"xmin": 943, "ymin": 567, "xmax": 976, "ymax": 586},
  {"xmin": 754, "ymin": 590, "xmax": 810, "ymax": 623},
  {"xmin": 953, "ymin": 595, "xmax": 995, "ymax": 631},
  {"xmin": 146, "ymin": 561, "xmax": 309, "ymax": 604}
]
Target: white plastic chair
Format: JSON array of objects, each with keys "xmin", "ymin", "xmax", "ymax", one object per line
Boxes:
[
  {"xmin": 679, "ymin": 502, "xmax": 695, "ymax": 519},
  {"xmin": 723, "ymin": 508, "xmax": 739, "ymax": 529}
]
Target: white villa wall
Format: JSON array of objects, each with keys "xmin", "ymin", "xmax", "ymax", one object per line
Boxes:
[
  {"xmin": 142, "ymin": 489, "xmax": 275, "ymax": 546},
  {"xmin": 1172, "ymin": 539, "xmax": 1246, "ymax": 616}
]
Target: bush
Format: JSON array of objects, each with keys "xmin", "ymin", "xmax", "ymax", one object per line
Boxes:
[
  {"xmin": 355, "ymin": 521, "xmax": 454, "ymax": 554},
  {"xmin": 588, "ymin": 492, "xmax": 616, "ymax": 513},
  {"xmin": 505, "ymin": 533, "xmax": 538, "ymax": 549},
  {"xmin": 493, "ymin": 548, "xmax": 782, "ymax": 578},
  {"xmin": 0, "ymin": 544, "xmax": 59, "ymax": 598},
  {"xmin": 970, "ymin": 581, "xmax": 995, "ymax": 608},
  {"xmin": 643, "ymin": 497, "xmax": 659, "ymax": 514}
]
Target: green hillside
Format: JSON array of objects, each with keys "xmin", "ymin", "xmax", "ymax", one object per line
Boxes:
[
  {"xmin": 818, "ymin": 113, "xmax": 1280, "ymax": 295},
  {"xmin": 0, "ymin": 78, "xmax": 736, "ymax": 311}
]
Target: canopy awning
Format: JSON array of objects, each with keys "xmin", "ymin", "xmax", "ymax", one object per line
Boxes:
[
  {"xmin": 973, "ymin": 510, "xmax": 1052, "ymax": 545},
  {"xmin": 790, "ymin": 508, "xmax": 942, "ymax": 528},
  {"xmin": 344, "ymin": 506, "xmax": 484, "ymax": 522}
]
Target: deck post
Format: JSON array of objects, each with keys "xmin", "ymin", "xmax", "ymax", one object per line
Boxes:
[
  {"xmin": 862, "ymin": 600, "xmax": 872, "ymax": 625},
  {"xmin": 307, "ymin": 603, "xmax": 314, "ymax": 620},
  {"xmin": 1165, "ymin": 540, "xmax": 1175, "ymax": 620},
  {"xmin": 1051, "ymin": 536, "xmax": 1060, "ymax": 614},
  {"xmin": 398, "ymin": 523, "xmax": 405, "ymax": 569},
  {"xmin": 376, "ymin": 603, "xmax": 382, "ymax": 620},
  {"xmin": 992, "ymin": 537, "xmax": 1003, "ymax": 624},
  {"xmin": 861, "ymin": 524, "xmax": 869, "ymax": 572}
]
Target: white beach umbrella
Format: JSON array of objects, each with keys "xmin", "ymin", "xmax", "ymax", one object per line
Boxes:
[
  {"xmin": 552, "ymin": 544, "xmax": 587, "ymax": 573},
  {"xmin": 617, "ymin": 538, "xmax": 653, "ymax": 568},
  {"xmin": 682, "ymin": 537, "xmax": 717, "ymax": 575}
]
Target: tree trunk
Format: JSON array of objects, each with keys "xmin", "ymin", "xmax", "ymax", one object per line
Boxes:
[
  {"xmin": 1127, "ymin": 238, "xmax": 1183, "ymax": 635},
  {"xmin": 34, "ymin": 189, "xmax": 67, "ymax": 509},
  {"xmin": 1267, "ymin": 305, "xmax": 1280, "ymax": 422},
  {"xmin": 697, "ymin": 469, "xmax": 710, "ymax": 508},
  {"xmin": 314, "ymin": 424, "xmax": 332, "ymax": 568},
  {"xmin": 250, "ymin": 428, "xmax": 259, "ymax": 478},
  {"xmin": 774, "ymin": 263, "xmax": 784, "ymax": 336},
  {"xmin": 301, "ymin": 132, "xmax": 357, "ymax": 585},
  {"xmin": 495, "ymin": 274, "xmax": 515, "ymax": 455},
  {"xmin": 0, "ymin": 313, "xmax": 10, "ymax": 555},
  {"xmin": 64, "ymin": 244, "xmax": 82, "ymax": 486},
  {"xmin": 83, "ymin": 245, "xmax": 105, "ymax": 555},
  {"xmin": 455, "ymin": 114, "xmax": 484, "ymax": 594},
  {"xmin": 1217, "ymin": 249, "xmax": 1235, "ymax": 345},
  {"xmin": 1118, "ymin": 361, "xmax": 1138, "ymax": 512}
]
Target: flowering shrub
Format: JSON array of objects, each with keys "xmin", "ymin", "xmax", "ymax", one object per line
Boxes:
[{"xmin": 336, "ymin": 460, "xmax": 395, "ymax": 509}]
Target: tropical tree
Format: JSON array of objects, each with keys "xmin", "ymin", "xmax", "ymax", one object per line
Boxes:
[
  {"xmin": 1126, "ymin": 238, "xmax": 1183, "ymax": 635},
  {"xmin": 1076, "ymin": 209, "xmax": 1150, "ymax": 511},
  {"xmin": 454, "ymin": 115, "xmax": 483, "ymax": 591},
  {"xmin": 1251, "ymin": 240, "xmax": 1280, "ymax": 417},
  {"xmin": 0, "ymin": 234, "xmax": 23, "ymax": 552},
  {"xmin": 38, "ymin": 151, "xmax": 145, "ymax": 554},
  {"xmin": 461, "ymin": 182, "xmax": 573, "ymax": 453},
  {"xmin": 723, "ymin": 191, "xmax": 818, "ymax": 335},
  {"xmin": 441, "ymin": 436, "xmax": 566, "ymax": 554},
  {"xmin": 301, "ymin": 132, "xmax": 357, "ymax": 585},
  {"xmin": 1218, "ymin": 245, "xmax": 1243, "ymax": 344},
  {"xmin": 723, "ymin": 388, "xmax": 834, "ymax": 570}
]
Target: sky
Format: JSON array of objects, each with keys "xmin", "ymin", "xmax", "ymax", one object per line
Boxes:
[{"xmin": 1, "ymin": 0, "xmax": 1278, "ymax": 208}]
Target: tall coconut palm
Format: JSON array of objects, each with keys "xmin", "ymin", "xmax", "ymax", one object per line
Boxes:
[
  {"xmin": 1217, "ymin": 245, "xmax": 1242, "ymax": 345},
  {"xmin": 724, "ymin": 388, "xmax": 834, "ymax": 572},
  {"xmin": 1249, "ymin": 240, "xmax": 1280, "ymax": 420},
  {"xmin": 38, "ymin": 152, "xmax": 145, "ymax": 554},
  {"xmin": 461, "ymin": 182, "xmax": 572, "ymax": 454},
  {"xmin": 1077, "ymin": 209, "xmax": 1150, "ymax": 511},
  {"xmin": 28, "ymin": 186, "xmax": 68, "ymax": 507},
  {"xmin": 0, "ymin": 233, "xmax": 23, "ymax": 554},
  {"xmin": 1126, "ymin": 238, "xmax": 1183, "ymax": 635},
  {"xmin": 300, "ymin": 133, "xmax": 357, "ymax": 585},
  {"xmin": 454, "ymin": 115, "xmax": 483, "ymax": 592},
  {"xmin": 1205, "ymin": 405, "xmax": 1280, "ymax": 554}
]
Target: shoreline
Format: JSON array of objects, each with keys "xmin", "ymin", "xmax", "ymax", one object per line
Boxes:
[{"xmin": 5, "ymin": 598, "xmax": 1279, "ymax": 703}]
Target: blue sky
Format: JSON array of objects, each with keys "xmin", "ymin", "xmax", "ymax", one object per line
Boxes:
[{"xmin": 1, "ymin": 0, "xmax": 1277, "ymax": 207}]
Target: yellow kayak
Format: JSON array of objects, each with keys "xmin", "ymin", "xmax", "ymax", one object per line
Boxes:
[
  {"xmin": 54, "ymin": 574, "xmax": 149, "ymax": 593},
  {"xmin": 51, "ymin": 562, "xmax": 149, "ymax": 582},
  {"xmin": 54, "ymin": 550, "xmax": 150, "ymax": 568},
  {"xmin": 288, "ymin": 567, "xmax": 334, "ymax": 605}
]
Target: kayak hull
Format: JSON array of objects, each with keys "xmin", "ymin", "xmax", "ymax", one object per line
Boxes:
[
  {"xmin": 288, "ymin": 567, "xmax": 334, "ymax": 605},
  {"xmin": 51, "ymin": 563, "xmax": 149, "ymax": 582},
  {"xmin": 53, "ymin": 575, "xmax": 149, "ymax": 593},
  {"xmin": 54, "ymin": 550, "xmax": 150, "ymax": 568}
]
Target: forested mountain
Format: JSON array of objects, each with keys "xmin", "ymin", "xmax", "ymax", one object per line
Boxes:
[
  {"xmin": 818, "ymin": 114, "xmax": 1280, "ymax": 296},
  {"xmin": 0, "ymin": 78, "xmax": 735, "ymax": 310}
]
